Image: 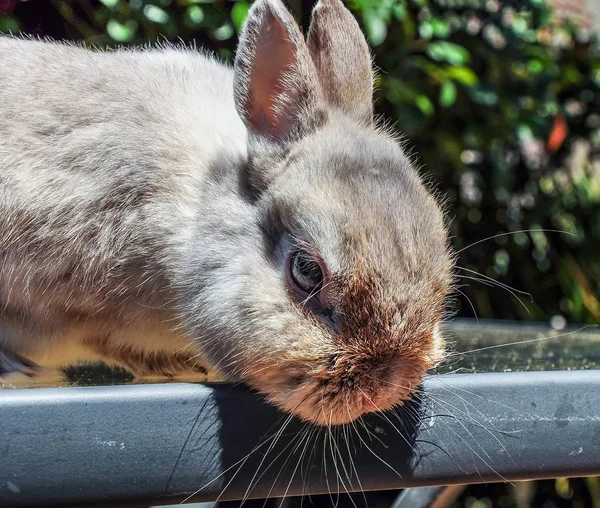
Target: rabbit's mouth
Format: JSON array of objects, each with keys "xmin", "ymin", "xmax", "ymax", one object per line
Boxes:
[
  {"xmin": 264, "ymin": 366, "xmax": 426, "ymax": 426},
  {"xmin": 246, "ymin": 343, "xmax": 440, "ymax": 426}
]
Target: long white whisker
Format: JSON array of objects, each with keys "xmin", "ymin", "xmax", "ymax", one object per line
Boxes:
[
  {"xmin": 454, "ymin": 288, "xmax": 479, "ymax": 321},
  {"xmin": 456, "ymin": 266, "xmax": 532, "ymax": 297},
  {"xmin": 444, "ymin": 325, "xmax": 595, "ymax": 358},
  {"xmin": 455, "ymin": 274, "xmax": 530, "ymax": 313},
  {"xmin": 455, "ymin": 229, "xmax": 572, "ymax": 255},
  {"xmin": 276, "ymin": 426, "xmax": 315, "ymax": 508},
  {"xmin": 239, "ymin": 412, "xmax": 297, "ymax": 506},
  {"xmin": 179, "ymin": 430, "xmax": 281, "ymax": 504}
]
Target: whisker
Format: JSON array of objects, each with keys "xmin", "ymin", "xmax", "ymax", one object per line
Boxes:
[
  {"xmin": 328, "ymin": 423, "xmax": 358, "ymax": 508},
  {"xmin": 178, "ymin": 430, "xmax": 281, "ymax": 504},
  {"xmin": 239, "ymin": 413, "xmax": 298, "ymax": 506},
  {"xmin": 428, "ymin": 386, "xmax": 516, "ymax": 463},
  {"xmin": 301, "ymin": 280, "xmax": 335, "ymax": 308},
  {"xmin": 454, "ymin": 274, "xmax": 530, "ymax": 314},
  {"xmin": 444, "ymin": 325, "xmax": 595, "ymax": 358},
  {"xmin": 275, "ymin": 426, "xmax": 315, "ymax": 508},
  {"xmin": 260, "ymin": 422, "xmax": 314, "ymax": 508},
  {"xmin": 453, "ymin": 287, "xmax": 479, "ymax": 321},
  {"xmin": 299, "ymin": 426, "xmax": 319, "ymax": 507},
  {"xmin": 352, "ymin": 417, "xmax": 403, "ymax": 479},
  {"xmin": 455, "ymin": 228, "xmax": 572, "ymax": 255},
  {"xmin": 456, "ymin": 266, "xmax": 532, "ymax": 297},
  {"xmin": 427, "ymin": 376, "xmax": 534, "ymax": 418},
  {"xmin": 345, "ymin": 404, "xmax": 369, "ymax": 508},
  {"xmin": 322, "ymin": 407, "xmax": 337, "ymax": 508}
]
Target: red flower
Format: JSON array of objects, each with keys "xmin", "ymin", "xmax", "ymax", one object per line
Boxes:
[{"xmin": 547, "ymin": 114, "xmax": 568, "ymax": 153}]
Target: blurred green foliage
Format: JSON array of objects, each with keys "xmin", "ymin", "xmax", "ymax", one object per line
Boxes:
[{"xmin": 0, "ymin": 0, "xmax": 599, "ymax": 326}]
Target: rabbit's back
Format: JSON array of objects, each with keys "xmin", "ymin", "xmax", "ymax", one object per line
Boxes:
[
  {"xmin": 0, "ymin": 37, "xmax": 247, "ymax": 342},
  {"xmin": 0, "ymin": 37, "xmax": 247, "ymax": 184}
]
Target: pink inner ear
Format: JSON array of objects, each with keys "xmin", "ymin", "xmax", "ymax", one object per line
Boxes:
[{"xmin": 248, "ymin": 12, "xmax": 297, "ymax": 139}]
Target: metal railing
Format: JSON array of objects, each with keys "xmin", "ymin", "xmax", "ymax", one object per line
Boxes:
[{"xmin": 1, "ymin": 320, "xmax": 599, "ymax": 507}]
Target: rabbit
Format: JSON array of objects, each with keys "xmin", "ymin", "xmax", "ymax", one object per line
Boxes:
[{"xmin": 0, "ymin": 0, "xmax": 453, "ymax": 425}]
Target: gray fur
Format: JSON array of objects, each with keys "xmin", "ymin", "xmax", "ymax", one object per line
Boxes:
[
  {"xmin": 307, "ymin": 0, "xmax": 374, "ymax": 124},
  {"xmin": 0, "ymin": 0, "xmax": 453, "ymax": 424}
]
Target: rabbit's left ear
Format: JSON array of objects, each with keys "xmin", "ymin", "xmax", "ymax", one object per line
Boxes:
[
  {"xmin": 234, "ymin": 0, "xmax": 323, "ymax": 144},
  {"xmin": 307, "ymin": 0, "xmax": 374, "ymax": 125}
]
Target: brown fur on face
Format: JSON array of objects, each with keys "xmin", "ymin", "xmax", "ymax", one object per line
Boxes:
[
  {"xmin": 243, "ymin": 257, "xmax": 448, "ymax": 426},
  {"xmin": 239, "ymin": 169, "xmax": 452, "ymax": 426}
]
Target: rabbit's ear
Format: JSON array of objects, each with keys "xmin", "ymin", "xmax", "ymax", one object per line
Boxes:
[
  {"xmin": 307, "ymin": 0, "xmax": 373, "ymax": 125},
  {"xmin": 234, "ymin": 0, "xmax": 322, "ymax": 143}
]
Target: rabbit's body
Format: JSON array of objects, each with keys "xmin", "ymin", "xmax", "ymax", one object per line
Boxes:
[
  {"xmin": 0, "ymin": 0, "xmax": 454, "ymax": 425},
  {"xmin": 0, "ymin": 38, "xmax": 245, "ymax": 377}
]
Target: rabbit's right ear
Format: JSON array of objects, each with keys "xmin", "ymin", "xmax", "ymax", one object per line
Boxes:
[
  {"xmin": 307, "ymin": 0, "xmax": 374, "ymax": 125},
  {"xmin": 234, "ymin": 0, "xmax": 323, "ymax": 144}
]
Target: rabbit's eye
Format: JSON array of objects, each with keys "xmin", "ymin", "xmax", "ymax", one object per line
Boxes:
[{"xmin": 290, "ymin": 250, "xmax": 323, "ymax": 295}]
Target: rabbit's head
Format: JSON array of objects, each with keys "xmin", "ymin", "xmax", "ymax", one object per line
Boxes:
[{"xmin": 194, "ymin": 0, "xmax": 454, "ymax": 425}]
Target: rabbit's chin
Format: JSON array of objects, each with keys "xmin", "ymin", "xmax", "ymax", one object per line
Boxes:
[{"xmin": 246, "ymin": 345, "xmax": 444, "ymax": 426}]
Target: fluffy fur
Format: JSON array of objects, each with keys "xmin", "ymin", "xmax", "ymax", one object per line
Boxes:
[{"xmin": 0, "ymin": 0, "xmax": 453, "ymax": 424}]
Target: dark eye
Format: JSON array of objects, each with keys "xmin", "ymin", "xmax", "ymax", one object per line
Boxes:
[{"xmin": 290, "ymin": 250, "xmax": 324, "ymax": 295}]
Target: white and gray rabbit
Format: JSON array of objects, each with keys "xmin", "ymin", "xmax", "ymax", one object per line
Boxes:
[{"xmin": 0, "ymin": 0, "xmax": 453, "ymax": 424}]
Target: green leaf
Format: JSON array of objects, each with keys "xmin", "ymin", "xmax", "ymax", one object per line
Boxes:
[
  {"xmin": 440, "ymin": 80, "xmax": 457, "ymax": 107},
  {"xmin": 470, "ymin": 87, "xmax": 498, "ymax": 106},
  {"xmin": 430, "ymin": 18, "xmax": 450, "ymax": 38},
  {"xmin": 106, "ymin": 19, "xmax": 137, "ymax": 42},
  {"xmin": 384, "ymin": 78, "xmax": 417, "ymax": 103},
  {"xmin": 564, "ymin": 66, "xmax": 584, "ymax": 85},
  {"xmin": 364, "ymin": 12, "xmax": 387, "ymax": 46},
  {"xmin": 445, "ymin": 66, "xmax": 478, "ymax": 86},
  {"xmin": 231, "ymin": 2, "xmax": 249, "ymax": 33},
  {"xmin": 415, "ymin": 94, "xmax": 434, "ymax": 116},
  {"xmin": 143, "ymin": 5, "xmax": 169, "ymax": 25},
  {"xmin": 186, "ymin": 6, "xmax": 204, "ymax": 25},
  {"xmin": 527, "ymin": 59, "xmax": 543, "ymax": 74},
  {"xmin": 419, "ymin": 20, "xmax": 433, "ymax": 39},
  {"xmin": 392, "ymin": 3, "xmax": 406, "ymax": 21},
  {"xmin": 214, "ymin": 22, "xmax": 234, "ymax": 41},
  {"xmin": 517, "ymin": 123, "xmax": 533, "ymax": 140},
  {"xmin": 511, "ymin": 17, "xmax": 527, "ymax": 35},
  {"xmin": 426, "ymin": 41, "xmax": 470, "ymax": 65}
]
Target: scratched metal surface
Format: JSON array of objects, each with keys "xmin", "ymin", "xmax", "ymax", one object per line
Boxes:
[{"xmin": 434, "ymin": 318, "xmax": 600, "ymax": 374}]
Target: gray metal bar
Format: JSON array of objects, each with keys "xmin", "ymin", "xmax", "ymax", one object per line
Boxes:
[{"xmin": 1, "ymin": 370, "xmax": 599, "ymax": 507}]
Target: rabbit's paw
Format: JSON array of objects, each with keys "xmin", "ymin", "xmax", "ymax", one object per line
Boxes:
[
  {"xmin": 0, "ymin": 350, "xmax": 64, "ymax": 386},
  {"xmin": 0, "ymin": 350, "xmax": 38, "ymax": 378}
]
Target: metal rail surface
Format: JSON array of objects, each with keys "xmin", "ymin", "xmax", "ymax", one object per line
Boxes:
[{"xmin": 1, "ymin": 370, "xmax": 599, "ymax": 507}]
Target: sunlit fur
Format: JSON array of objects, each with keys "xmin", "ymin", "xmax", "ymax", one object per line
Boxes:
[
  {"xmin": 188, "ymin": 116, "xmax": 453, "ymax": 425},
  {"xmin": 0, "ymin": 0, "xmax": 453, "ymax": 425}
]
